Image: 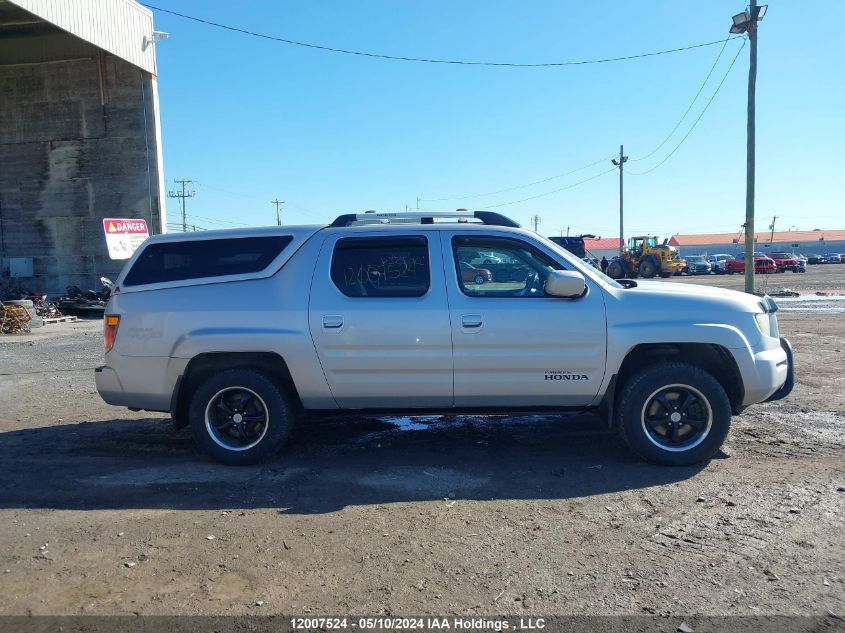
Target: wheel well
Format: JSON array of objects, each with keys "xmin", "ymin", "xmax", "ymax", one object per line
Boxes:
[
  {"xmin": 172, "ymin": 352, "xmax": 302, "ymax": 419},
  {"xmin": 615, "ymin": 343, "xmax": 744, "ymax": 415}
]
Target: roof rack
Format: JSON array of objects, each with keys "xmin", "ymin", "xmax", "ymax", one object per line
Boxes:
[{"xmin": 328, "ymin": 210, "xmax": 521, "ymax": 229}]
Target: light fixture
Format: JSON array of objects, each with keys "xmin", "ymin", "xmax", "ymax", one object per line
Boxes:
[
  {"xmin": 143, "ymin": 30, "xmax": 170, "ymax": 50},
  {"xmin": 729, "ymin": 5, "xmax": 767, "ymax": 34}
]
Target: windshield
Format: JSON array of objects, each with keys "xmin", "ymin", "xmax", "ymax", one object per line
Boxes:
[
  {"xmin": 535, "ymin": 234, "xmax": 624, "ymax": 289},
  {"xmin": 688, "ymin": 256, "xmax": 705, "ymax": 262}
]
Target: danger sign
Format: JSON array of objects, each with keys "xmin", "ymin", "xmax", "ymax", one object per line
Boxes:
[{"xmin": 103, "ymin": 218, "xmax": 149, "ymax": 260}]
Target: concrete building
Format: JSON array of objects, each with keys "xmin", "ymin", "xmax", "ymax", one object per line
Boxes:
[
  {"xmin": 0, "ymin": 0, "xmax": 166, "ymax": 293},
  {"xmin": 669, "ymin": 230, "xmax": 845, "ymax": 258}
]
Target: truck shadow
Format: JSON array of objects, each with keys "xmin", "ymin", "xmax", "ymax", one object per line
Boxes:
[{"xmin": 0, "ymin": 413, "xmax": 706, "ymax": 514}]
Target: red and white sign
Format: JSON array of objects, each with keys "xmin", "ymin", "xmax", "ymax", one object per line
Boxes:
[{"xmin": 103, "ymin": 218, "xmax": 149, "ymax": 260}]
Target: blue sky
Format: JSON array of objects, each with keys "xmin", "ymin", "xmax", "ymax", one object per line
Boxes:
[{"xmin": 151, "ymin": 1, "xmax": 844, "ymax": 238}]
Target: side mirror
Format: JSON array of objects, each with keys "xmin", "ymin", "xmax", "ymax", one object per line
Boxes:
[{"xmin": 544, "ymin": 270, "xmax": 586, "ymax": 298}]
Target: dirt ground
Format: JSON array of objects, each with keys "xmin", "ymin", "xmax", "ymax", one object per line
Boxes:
[{"xmin": 0, "ymin": 266, "xmax": 843, "ymax": 618}]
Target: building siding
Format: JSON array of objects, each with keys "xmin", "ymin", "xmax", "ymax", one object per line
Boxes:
[{"xmin": 9, "ymin": 0, "xmax": 156, "ymax": 74}]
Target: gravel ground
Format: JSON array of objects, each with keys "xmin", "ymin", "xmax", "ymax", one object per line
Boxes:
[{"xmin": 0, "ymin": 268, "xmax": 843, "ymax": 618}]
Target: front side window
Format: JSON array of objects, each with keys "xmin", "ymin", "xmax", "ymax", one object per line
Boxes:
[
  {"xmin": 453, "ymin": 236, "xmax": 564, "ymax": 297},
  {"xmin": 331, "ymin": 236, "xmax": 429, "ymax": 298}
]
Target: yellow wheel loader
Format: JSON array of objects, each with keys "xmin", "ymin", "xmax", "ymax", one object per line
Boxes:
[{"xmin": 606, "ymin": 236, "xmax": 686, "ymax": 280}]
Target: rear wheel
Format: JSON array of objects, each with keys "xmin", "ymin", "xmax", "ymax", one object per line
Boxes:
[
  {"xmin": 189, "ymin": 368, "xmax": 293, "ymax": 465},
  {"xmin": 616, "ymin": 363, "xmax": 731, "ymax": 466}
]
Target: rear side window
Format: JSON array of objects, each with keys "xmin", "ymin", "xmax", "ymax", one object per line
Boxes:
[
  {"xmin": 331, "ymin": 236, "xmax": 429, "ymax": 298},
  {"xmin": 123, "ymin": 236, "xmax": 293, "ymax": 286}
]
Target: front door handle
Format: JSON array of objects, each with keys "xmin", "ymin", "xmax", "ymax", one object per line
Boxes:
[
  {"xmin": 322, "ymin": 315, "xmax": 344, "ymax": 329},
  {"xmin": 461, "ymin": 314, "xmax": 483, "ymax": 329}
]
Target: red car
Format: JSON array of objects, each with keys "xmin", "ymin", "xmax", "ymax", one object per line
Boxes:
[
  {"xmin": 459, "ymin": 261, "xmax": 492, "ymax": 284},
  {"xmin": 768, "ymin": 252, "xmax": 805, "ymax": 273},
  {"xmin": 724, "ymin": 252, "xmax": 777, "ymax": 274}
]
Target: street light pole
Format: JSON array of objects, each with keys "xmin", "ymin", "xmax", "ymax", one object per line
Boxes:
[{"xmin": 731, "ymin": 3, "xmax": 767, "ymax": 293}]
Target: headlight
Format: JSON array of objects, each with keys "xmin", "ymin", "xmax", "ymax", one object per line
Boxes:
[{"xmin": 754, "ymin": 312, "xmax": 771, "ymax": 337}]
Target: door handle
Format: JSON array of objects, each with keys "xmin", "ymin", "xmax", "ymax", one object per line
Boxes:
[
  {"xmin": 322, "ymin": 315, "xmax": 344, "ymax": 329},
  {"xmin": 461, "ymin": 314, "xmax": 483, "ymax": 329}
]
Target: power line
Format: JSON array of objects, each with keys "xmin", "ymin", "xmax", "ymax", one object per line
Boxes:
[
  {"xmin": 470, "ymin": 167, "xmax": 617, "ymax": 209},
  {"xmin": 419, "ymin": 154, "xmax": 614, "ymax": 202},
  {"xmin": 143, "ymin": 4, "xmax": 740, "ymax": 68},
  {"xmin": 630, "ymin": 36, "xmax": 733, "ymax": 162},
  {"xmin": 627, "ymin": 38, "xmax": 747, "ymax": 176}
]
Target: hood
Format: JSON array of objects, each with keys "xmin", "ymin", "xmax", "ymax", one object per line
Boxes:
[{"xmin": 622, "ymin": 280, "xmax": 765, "ymax": 314}]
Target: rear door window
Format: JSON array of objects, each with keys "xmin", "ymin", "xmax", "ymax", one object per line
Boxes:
[
  {"xmin": 331, "ymin": 236, "xmax": 429, "ymax": 298},
  {"xmin": 123, "ymin": 236, "xmax": 293, "ymax": 286}
]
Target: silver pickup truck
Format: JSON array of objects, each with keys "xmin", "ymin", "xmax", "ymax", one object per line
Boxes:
[{"xmin": 95, "ymin": 211, "xmax": 793, "ymax": 466}]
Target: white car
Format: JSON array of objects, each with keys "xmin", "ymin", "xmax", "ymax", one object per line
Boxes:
[
  {"xmin": 96, "ymin": 211, "xmax": 793, "ymax": 467},
  {"xmin": 707, "ymin": 254, "xmax": 734, "ymax": 274},
  {"xmin": 469, "ymin": 252, "xmax": 504, "ymax": 267}
]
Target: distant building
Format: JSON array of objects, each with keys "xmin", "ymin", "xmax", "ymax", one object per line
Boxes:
[
  {"xmin": 669, "ymin": 230, "xmax": 845, "ymax": 257},
  {"xmin": 583, "ymin": 237, "xmax": 623, "ymax": 260},
  {"xmin": 0, "ymin": 0, "xmax": 166, "ymax": 293}
]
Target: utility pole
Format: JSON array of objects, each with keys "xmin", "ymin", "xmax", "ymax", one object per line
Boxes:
[
  {"xmin": 612, "ymin": 145, "xmax": 628, "ymax": 256},
  {"xmin": 744, "ymin": 2, "xmax": 758, "ymax": 294},
  {"xmin": 271, "ymin": 199, "xmax": 284, "ymax": 226},
  {"xmin": 769, "ymin": 215, "xmax": 777, "ymax": 244},
  {"xmin": 167, "ymin": 179, "xmax": 195, "ymax": 232},
  {"xmin": 730, "ymin": 2, "xmax": 767, "ymax": 293},
  {"xmin": 531, "ymin": 214, "xmax": 541, "ymax": 233}
]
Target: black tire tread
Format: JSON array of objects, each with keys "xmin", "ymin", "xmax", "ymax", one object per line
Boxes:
[
  {"xmin": 616, "ymin": 362, "xmax": 731, "ymax": 466},
  {"xmin": 189, "ymin": 367, "xmax": 293, "ymax": 466}
]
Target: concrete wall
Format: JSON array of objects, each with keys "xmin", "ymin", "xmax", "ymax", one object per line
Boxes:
[{"xmin": 0, "ymin": 44, "xmax": 163, "ymax": 293}]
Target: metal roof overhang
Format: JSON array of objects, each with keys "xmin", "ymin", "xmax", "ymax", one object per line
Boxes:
[{"xmin": 0, "ymin": 0, "xmax": 156, "ymax": 74}]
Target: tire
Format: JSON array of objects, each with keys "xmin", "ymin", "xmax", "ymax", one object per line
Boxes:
[
  {"xmin": 606, "ymin": 261, "xmax": 624, "ymax": 279},
  {"xmin": 639, "ymin": 258, "xmax": 658, "ymax": 278},
  {"xmin": 170, "ymin": 412, "xmax": 190, "ymax": 429},
  {"xmin": 473, "ymin": 274, "xmax": 486, "ymax": 285},
  {"xmin": 616, "ymin": 362, "xmax": 731, "ymax": 466},
  {"xmin": 189, "ymin": 367, "xmax": 293, "ymax": 465}
]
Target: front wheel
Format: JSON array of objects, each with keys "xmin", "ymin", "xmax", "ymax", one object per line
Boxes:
[
  {"xmin": 616, "ymin": 363, "xmax": 731, "ymax": 466},
  {"xmin": 473, "ymin": 274, "xmax": 486, "ymax": 285},
  {"xmin": 606, "ymin": 261, "xmax": 624, "ymax": 279},
  {"xmin": 189, "ymin": 368, "xmax": 293, "ymax": 465}
]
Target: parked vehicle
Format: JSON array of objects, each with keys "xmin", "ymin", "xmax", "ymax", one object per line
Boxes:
[
  {"xmin": 469, "ymin": 253, "xmax": 503, "ymax": 267},
  {"xmin": 822, "ymin": 253, "xmax": 843, "ymax": 264},
  {"xmin": 548, "ymin": 236, "xmax": 587, "ymax": 259},
  {"xmin": 806, "ymin": 254, "xmax": 824, "ymax": 265},
  {"xmin": 793, "ymin": 254, "xmax": 809, "ymax": 266},
  {"xmin": 96, "ymin": 211, "xmax": 792, "ymax": 467},
  {"xmin": 459, "ymin": 261, "xmax": 492, "ymax": 284},
  {"xmin": 768, "ymin": 253, "xmax": 806, "ymax": 273},
  {"xmin": 707, "ymin": 254, "xmax": 734, "ymax": 274},
  {"xmin": 724, "ymin": 252, "xmax": 777, "ymax": 275},
  {"xmin": 682, "ymin": 255, "xmax": 712, "ymax": 275}
]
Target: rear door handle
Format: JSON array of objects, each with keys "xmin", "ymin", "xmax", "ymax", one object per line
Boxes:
[
  {"xmin": 461, "ymin": 314, "xmax": 483, "ymax": 329},
  {"xmin": 322, "ymin": 315, "xmax": 344, "ymax": 329}
]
